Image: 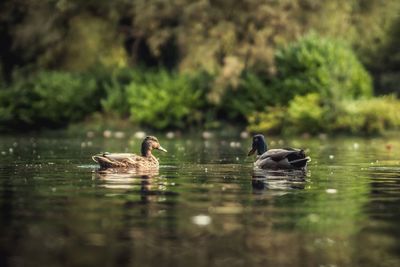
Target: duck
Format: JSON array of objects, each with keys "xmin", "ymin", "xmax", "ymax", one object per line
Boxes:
[
  {"xmin": 92, "ymin": 136, "xmax": 167, "ymax": 172},
  {"xmin": 247, "ymin": 134, "xmax": 310, "ymax": 170}
]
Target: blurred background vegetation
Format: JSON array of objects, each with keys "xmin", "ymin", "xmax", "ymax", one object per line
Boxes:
[{"xmin": 0, "ymin": 0, "xmax": 399, "ymax": 134}]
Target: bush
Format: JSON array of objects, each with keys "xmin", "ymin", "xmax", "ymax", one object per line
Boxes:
[
  {"xmin": 247, "ymin": 93, "xmax": 328, "ymax": 134},
  {"xmin": 126, "ymin": 70, "xmax": 204, "ymax": 129},
  {"xmin": 274, "ymin": 33, "xmax": 373, "ymax": 103},
  {"xmin": 247, "ymin": 94, "xmax": 400, "ymax": 135},
  {"xmin": 286, "ymin": 93, "xmax": 329, "ymax": 134},
  {"xmin": 99, "ymin": 68, "xmax": 142, "ymax": 117},
  {"xmin": 0, "ymin": 71, "xmax": 100, "ymax": 130},
  {"xmin": 99, "ymin": 68, "xmax": 213, "ymax": 128},
  {"xmin": 217, "ymin": 34, "xmax": 373, "ymax": 123},
  {"xmin": 0, "ymin": 67, "xmax": 211, "ymax": 132},
  {"xmin": 247, "ymin": 106, "xmax": 287, "ymax": 135},
  {"xmin": 334, "ymin": 96, "xmax": 400, "ymax": 134},
  {"xmin": 220, "ymin": 72, "xmax": 274, "ymax": 120}
]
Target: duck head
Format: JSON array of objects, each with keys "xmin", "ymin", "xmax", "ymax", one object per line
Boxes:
[
  {"xmin": 141, "ymin": 136, "xmax": 167, "ymax": 156},
  {"xmin": 248, "ymin": 134, "xmax": 267, "ymax": 156}
]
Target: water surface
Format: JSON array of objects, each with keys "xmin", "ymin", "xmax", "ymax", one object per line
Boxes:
[{"xmin": 1, "ymin": 133, "xmax": 400, "ymax": 267}]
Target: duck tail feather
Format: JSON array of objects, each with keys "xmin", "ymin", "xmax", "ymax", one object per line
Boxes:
[
  {"xmin": 92, "ymin": 155, "xmax": 116, "ymax": 168},
  {"xmin": 289, "ymin": 157, "xmax": 310, "ymax": 168},
  {"xmin": 92, "ymin": 155, "xmax": 100, "ymax": 163}
]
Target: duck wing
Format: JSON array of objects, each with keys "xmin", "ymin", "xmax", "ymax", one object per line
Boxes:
[
  {"xmin": 101, "ymin": 153, "xmax": 138, "ymax": 161},
  {"xmin": 289, "ymin": 157, "xmax": 311, "ymax": 168},
  {"xmin": 92, "ymin": 153, "xmax": 140, "ymax": 168},
  {"xmin": 255, "ymin": 148, "xmax": 309, "ymax": 170},
  {"xmin": 258, "ymin": 149, "xmax": 300, "ymax": 161}
]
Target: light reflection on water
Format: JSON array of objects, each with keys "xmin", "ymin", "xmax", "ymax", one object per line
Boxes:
[{"xmin": 0, "ymin": 134, "xmax": 400, "ymax": 266}]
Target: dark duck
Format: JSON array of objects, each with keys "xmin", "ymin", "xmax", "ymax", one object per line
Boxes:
[
  {"xmin": 247, "ymin": 134, "xmax": 310, "ymax": 170},
  {"xmin": 92, "ymin": 136, "xmax": 167, "ymax": 172}
]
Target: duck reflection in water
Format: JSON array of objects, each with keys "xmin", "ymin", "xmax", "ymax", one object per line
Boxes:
[
  {"xmin": 93, "ymin": 169, "xmax": 178, "ymax": 205},
  {"xmin": 93, "ymin": 169, "xmax": 179, "ymax": 242},
  {"xmin": 93, "ymin": 170, "xmax": 159, "ymax": 191},
  {"xmin": 251, "ymin": 168, "xmax": 307, "ymax": 194}
]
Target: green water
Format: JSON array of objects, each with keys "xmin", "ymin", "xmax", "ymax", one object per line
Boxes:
[{"xmin": 1, "ymin": 133, "xmax": 400, "ymax": 267}]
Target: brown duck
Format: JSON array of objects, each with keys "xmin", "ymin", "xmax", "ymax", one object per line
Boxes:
[{"xmin": 92, "ymin": 136, "xmax": 167, "ymax": 171}]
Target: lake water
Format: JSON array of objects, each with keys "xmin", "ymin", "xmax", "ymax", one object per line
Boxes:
[{"xmin": 0, "ymin": 132, "xmax": 400, "ymax": 267}]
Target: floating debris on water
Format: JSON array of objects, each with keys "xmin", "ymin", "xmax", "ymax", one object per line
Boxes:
[
  {"xmin": 202, "ymin": 131, "xmax": 213, "ymax": 139},
  {"xmin": 103, "ymin": 130, "xmax": 112, "ymax": 138},
  {"xmin": 229, "ymin": 141, "xmax": 241, "ymax": 148},
  {"xmin": 329, "ymin": 155, "xmax": 334, "ymax": 159},
  {"xmin": 86, "ymin": 131, "xmax": 95, "ymax": 138},
  {"xmin": 114, "ymin": 131, "xmax": 125, "ymax": 139},
  {"xmin": 166, "ymin": 131, "xmax": 175, "ymax": 139},
  {"xmin": 191, "ymin": 214, "xmax": 211, "ymax": 226},
  {"xmin": 353, "ymin": 143, "xmax": 359, "ymax": 149},
  {"xmin": 134, "ymin": 131, "xmax": 146, "ymax": 139},
  {"xmin": 240, "ymin": 131, "xmax": 249, "ymax": 139},
  {"xmin": 318, "ymin": 133, "xmax": 328, "ymax": 140},
  {"xmin": 326, "ymin": 189, "xmax": 337, "ymax": 194}
]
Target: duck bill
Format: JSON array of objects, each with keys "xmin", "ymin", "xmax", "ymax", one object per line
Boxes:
[
  {"xmin": 247, "ymin": 147, "xmax": 256, "ymax": 156},
  {"xmin": 158, "ymin": 146, "xmax": 168, "ymax": 152}
]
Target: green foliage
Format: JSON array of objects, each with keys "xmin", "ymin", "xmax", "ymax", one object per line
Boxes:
[
  {"xmin": 1, "ymin": 0, "xmax": 400, "ymax": 100},
  {"xmin": 220, "ymin": 72, "xmax": 272, "ymax": 120},
  {"xmin": 334, "ymin": 96, "xmax": 400, "ymax": 134},
  {"xmin": 98, "ymin": 68, "xmax": 210, "ymax": 129},
  {"xmin": 274, "ymin": 34, "xmax": 373, "ymax": 103},
  {"xmin": 99, "ymin": 68, "xmax": 143, "ymax": 118},
  {"xmin": 0, "ymin": 0, "xmax": 398, "ymax": 135},
  {"xmin": 0, "ymin": 71, "xmax": 100, "ymax": 130},
  {"xmin": 247, "ymin": 93, "xmax": 328, "ymax": 135},
  {"xmin": 372, "ymin": 16, "xmax": 400, "ymax": 95},
  {"xmin": 61, "ymin": 15, "xmax": 128, "ymax": 71},
  {"xmin": 126, "ymin": 70, "xmax": 203, "ymax": 130},
  {"xmin": 218, "ymin": 34, "xmax": 374, "ymax": 123},
  {"xmin": 247, "ymin": 106, "xmax": 287, "ymax": 135},
  {"xmin": 247, "ymin": 94, "xmax": 400, "ymax": 135},
  {"xmin": 0, "ymin": 68, "xmax": 210, "ymax": 131},
  {"xmin": 286, "ymin": 93, "xmax": 328, "ymax": 134}
]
